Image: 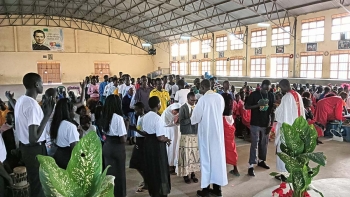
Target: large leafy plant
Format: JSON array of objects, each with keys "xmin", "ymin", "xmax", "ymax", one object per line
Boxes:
[
  {"xmin": 37, "ymin": 132, "xmax": 114, "ymax": 197},
  {"xmin": 270, "ymin": 117, "xmax": 327, "ymax": 197}
]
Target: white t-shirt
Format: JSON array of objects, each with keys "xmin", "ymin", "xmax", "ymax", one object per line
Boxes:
[
  {"xmin": 171, "ymin": 85, "xmax": 179, "ymax": 99},
  {"xmin": 0, "ymin": 134, "xmax": 6, "ymax": 163},
  {"xmin": 81, "ymin": 125, "xmax": 97, "ymax": 137},
  {"xmin": 119, "ymin": 84, "xmax": 136, "ymax": 98},
  {"xmin": 106, "ymin": 113, "xmax": 127, "ymax": 136},
  {"xmin": 15, "ymin": 95, "xmax": 45, "ymax": 144},
  {"xmin": 175, "ymin": 89, "xmax": 190, "ymax": 105},
  {"xmin": 55, "ymin": 120, "xmax": 80, "ymax": 147},
  {"xmin": 142, "ymin": 111, "xmax": 165, "ymax": 137},
  {"xmin": 44, "ymin": 119, "xmax": 52, "ymax": 143},
  {"xmin": 135, "ymin": 115, "xmax": 145, "ymax": 138}
]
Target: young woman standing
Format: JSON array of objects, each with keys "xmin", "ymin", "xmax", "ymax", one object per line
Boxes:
[
  {"xmin": 101, "ymin": 94, "xmax": 127, "ymax": 197},
  {"xmin": 50, "ymin": 98, "xmax": 79, "ymax": 169}
]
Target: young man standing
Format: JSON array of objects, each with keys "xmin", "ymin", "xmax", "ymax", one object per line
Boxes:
[
  {"xmin": 275, "ymin": 79, "xmax": 305, "ymax": 181},
  {"xmin": 245, "ymin": 80, "xmax": 275, "ymax": 176},
  {"xmin": 149, "ymin": 78, "xmax": 170, "ymax": 114},
  {"xmin": 119, "ymin": 74, "xmax": 136, "ymax": 98},
  {"xmin": 99, "ymin": 75, "xmax": 109, "ymax": 104},
  {"xmin": 15, "ymin": 73, "xmax": 54, "ymax": 197},
  {"xmin": 133, "ymin": 76, "xmax": 152, "ymax": 113},
  {"xmin": 191, "ymin": 79, "xmax": 227, "ymax": 197},
  {"xmin": 174, "ymin": 80, "xmax": 190, "ymax": 105}
]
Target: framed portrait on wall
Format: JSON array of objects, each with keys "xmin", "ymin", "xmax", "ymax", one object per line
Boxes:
[
  {"xmin": 218, "ymin": 51, "xmax": 224, "ymax": 58},
  {"xmin": 255, "ymin": 47, "xmax": 262, "ymax": 55},
  {"xmin": 31, "ymin": 27, "xmax": 64, "ymax": 51},
  {"xmin": 306, "ymin": 43, "xmax": 317, "ymax": 51},
  {"xmin": 276, "ymin": 46, "xmax": 284, "ymax": 54},
  {"xmin": 338, "ymin": 40, "xmax": 350, "ymax": 50}
]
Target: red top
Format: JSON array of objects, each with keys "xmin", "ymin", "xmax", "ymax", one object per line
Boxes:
[
  {"xmin": 135, "ymin": 83, "xmax": 140, "ymax": 90},
  {"xmin": 237, "ymin": 101, "xmax": 251, "ymax": 128},
  {"xmin": 315, "ymin": 96, "xmax": 344, "ymax": 127}
]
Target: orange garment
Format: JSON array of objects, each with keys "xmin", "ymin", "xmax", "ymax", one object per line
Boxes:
[
  {"xmin": 0, "ymin": 108, "xmax": 9, "ymax": 126},
  {"xmin": 315, "ymin": 96, "xmax": 344, "ymax": 127},
  {"xmin": 223, "ymin": 117, "xmax": 238, "ymax": 165}
]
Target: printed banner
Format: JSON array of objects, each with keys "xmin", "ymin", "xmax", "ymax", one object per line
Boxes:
[{"xmin": 31, "ymin": 27, "xmax": 64, "ymax": 51}]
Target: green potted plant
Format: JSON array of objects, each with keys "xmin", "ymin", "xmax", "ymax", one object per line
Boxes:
[
  {"xmin": 37, "ymin": 132, "xmax": 114, "ymax": 197},
  {"xmin": 270, "ymin": 117, "xmax": 327, "ymax": 197}
]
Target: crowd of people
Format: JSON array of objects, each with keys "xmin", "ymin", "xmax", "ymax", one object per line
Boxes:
[{"xmin": 0, "ymin": 71, "xmax": 348, "ymax": 197}]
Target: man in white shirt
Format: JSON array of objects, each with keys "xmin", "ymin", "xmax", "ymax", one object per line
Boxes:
[
  {"xmin": 191, "ymin": 79, "xmax": 227, "ymax": 197},
  {"xmin": 104, "ymin": 77, "xmax": 116, "ymax": 97},
  {"xmin": 15, "ymin": 73, "xmax": 54, "ymax": 197},
  {"xmin": 119, "ymin": 74, "xmax": 136, "ymax": 98},
  {"xmin": 174, "ymin": 79, "xmax": 190, "ymax": 105},
  {"xmin": 275, "ymin": 79, "xmax": 305, "ymax": 181}
]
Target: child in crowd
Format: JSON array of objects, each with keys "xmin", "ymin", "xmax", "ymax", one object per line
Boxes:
[
  {"xmin": 79, "ymin": 115, "xmax": 96, "ymax": 138},
  {"xmin": 129, "ymin": 102, "xmax": 149, "ymax": 193},
  {"xmin": 122, "ymin": 88, "xmax": 136, "ymax": 145}
]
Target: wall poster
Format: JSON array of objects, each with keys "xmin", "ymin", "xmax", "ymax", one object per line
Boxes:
[{"xmin": 31, "ymin": 27, "xmax": 64, "ymax": 51}]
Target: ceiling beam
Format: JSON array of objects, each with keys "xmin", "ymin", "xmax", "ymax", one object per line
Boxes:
[
  {"xmin": 137, "ymin": 0, "xmax": 273, "ymax": 38},
  {"xmin": 157, "ymin": 0, "xmax": 330, "ymax": 41}
]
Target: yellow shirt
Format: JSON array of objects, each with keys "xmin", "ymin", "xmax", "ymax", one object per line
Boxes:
[
  {"xmin": 113, "ymin": 88, "xmax": 119, "ymax": 95},
  {"xmin": 149, "ymin": 89, "xmax": 170, "ymax": 114},
  {"xmin": 0, "ymin": 108, "xmax": 9, "ymax": 126}
]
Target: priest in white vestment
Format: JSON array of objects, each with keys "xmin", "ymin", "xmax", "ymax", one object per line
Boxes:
[
  {"xmin": 275, "ymin": 79, "xmax": 305, "ymax": 181},
  {"xmin": 161, "ymin": 103, "xmax": 182, "ymax": 172},
  {"xmin": 191, "ymin": 79, "xmax": 228, "ymax": 197}
]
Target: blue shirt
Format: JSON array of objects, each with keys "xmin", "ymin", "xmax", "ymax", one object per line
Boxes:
[{"xmin": 99, "ymin": 81, "xmax": 108, "ymax": 96}]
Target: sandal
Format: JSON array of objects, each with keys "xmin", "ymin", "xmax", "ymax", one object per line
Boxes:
[
  {"xmin": 135, "ymin": 188, "xmax": 144, "ymax": 193},
  {"xmin": 191, "ymin": 173, "xmax": 199, "ymax": 183},
  {"xmin": 184, "ymin": 176, "xmax": 191, "ymax": 184}
]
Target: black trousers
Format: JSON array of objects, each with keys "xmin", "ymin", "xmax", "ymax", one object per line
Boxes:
[
  {"xmin": 144, "ymin": 134, "xmax": 171, "ymax": 197},
  {"xmin": 20, "ymin": 143, "xmax": 47, "ymax": 197},
  {"xmin": 53, "ymin": 146, "xmax": 72, "ymax": 169},
  {"xmin": 103, "ymin": 136, "xmax": 126, "ymax": 197},
  {"xmin": 0, "ymin": 174, "xmax": 6, "ymax": 197}
]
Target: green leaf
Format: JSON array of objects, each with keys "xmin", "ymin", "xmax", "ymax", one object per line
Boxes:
[
  {"xmin": 312, "ymin": 188, "xmax": 325, "ymax": 197},
  {"xmin": 92, "ymin": 175, "xmax": 115, "ymax": 197},
  {"xmin": 66, "ymin": 132, "xmax": 103, "ymax": 196},
  {"xmin": 291, "ymin": 166, "xmax": 309, "ymax": 192},
  {"xmin": 301, "ymin": 152, "xmax": 327, "ymax": 166},
  {"xmin": 281, "ymin": 123, "xmax": 304, "ymax": 156},
  {"xmin": 38, "ymin": 155, "xmax": 82, "ymax": 197},
  {"xmin": 303, "ymin": 125, "xmax": 318, "ymax": 153},
  {"xmin": 269, "ymin": 172, "xmax": 280, "ymax": 176},
  {"xmin": 308, "ymin": 165, "xmax": 321, "ymax": 178},
  {"xmin": 280, "ymin": 143, "xmax": 294, "ymax": 156},
  {"xmin": 91, "ymin": 165, "xmax": 111, "ymax": 195},
  {"xmin": 292, "ymin": 116, "xmax": 309, "ymax": 140},
  {"xmin": 277, "ymin": 152, "xmax": 302, "ymax": 172}
]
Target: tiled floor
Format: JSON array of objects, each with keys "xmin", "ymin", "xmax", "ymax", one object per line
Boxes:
[{"xmin": 124, "ymin": 138, "xmax": 350, "ymax": 197}]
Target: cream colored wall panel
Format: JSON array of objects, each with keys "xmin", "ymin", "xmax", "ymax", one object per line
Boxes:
[
  {"xmin": 0, "ymin": 27, "xmax": 15, "ymax": 51},
  {"xmin": 153, "ymin": 44, "xmax": 170, "ymax": 71},
  {"xmin": 63, "ymin": 28, "xmax": 75, "ymax": 53},
  {"xmin": 16, "ymin": 26, "xmax": 33, "ymax": 52},
  {"xmin": 110, "ymin": 38, "xmax": 132, "ymax": 54},
  {"xmin": 77, "ymin": 31, "xmax": 109, "ymax": 53},
  {"xmin": 0, "ymin": 52, "xmax": 154, "ymax": 84}
]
